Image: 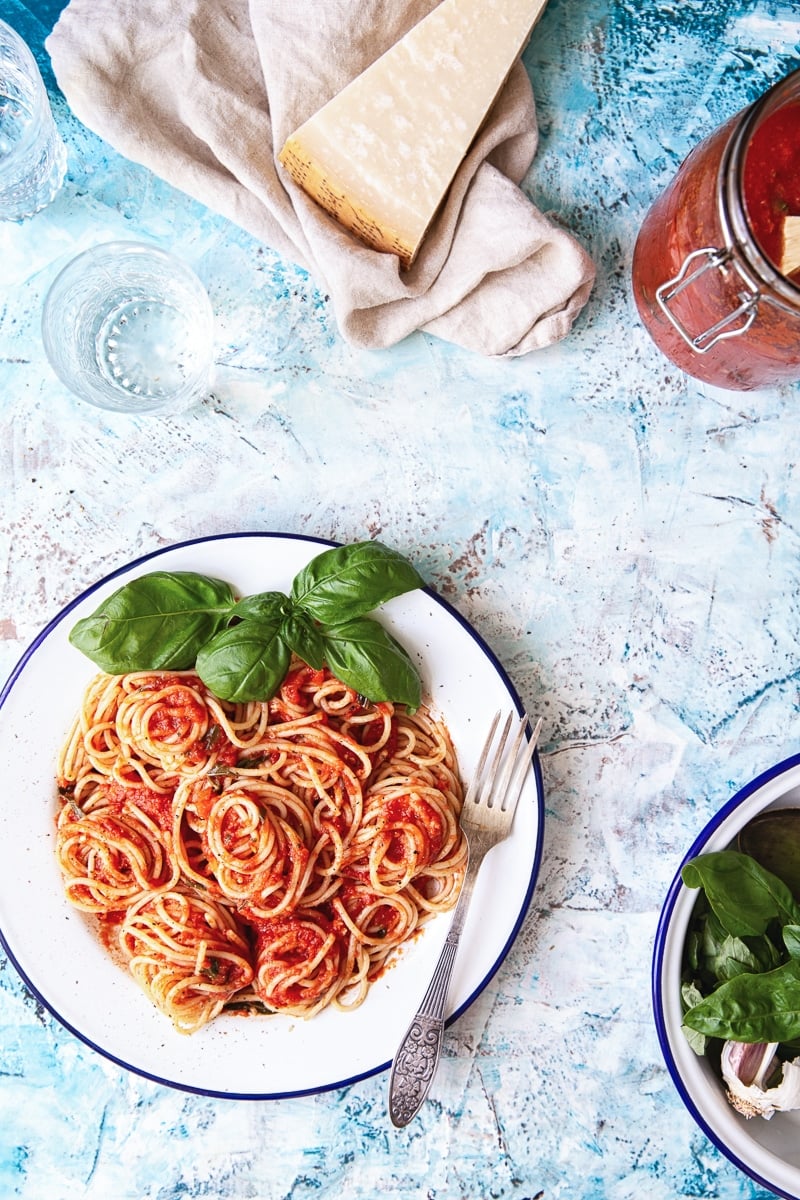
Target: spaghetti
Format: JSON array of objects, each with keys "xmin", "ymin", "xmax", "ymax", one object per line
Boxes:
[{"xmin": 56, "ymin": 663, "xmax": 466, "ymax": 1033}]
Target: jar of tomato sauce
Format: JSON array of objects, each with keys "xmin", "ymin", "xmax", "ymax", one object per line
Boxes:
[{"xmin": 632, "ymin": 68, "xmax": 800, "ymax": 390}]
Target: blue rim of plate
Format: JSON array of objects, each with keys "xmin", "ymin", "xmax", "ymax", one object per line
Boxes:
[
  {"xmin": 0, "ymin": 530, "xmax": 545, "ymax": 1099},
  {"xmin": 652, "ymin": 751, "xmax": 800, "ymax": 1199}
]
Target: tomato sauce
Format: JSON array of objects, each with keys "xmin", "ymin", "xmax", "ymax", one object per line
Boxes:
[
  {"xmin": 742, "ymin": 101, "xmax": 800, "ymax": 276},
  {"xmin": 282, "ymin": 665, "xmax": 328, "ymax": 709},
  {"xmin": 334, "ymin": 881, "xmax": 397, "ymax": 939},
  {"xmin": 104, "ymin": 779, "xmax": 174, "ymax": 830},
  {"xmin": 337, "ymin": 743, "xmax": 362, "ymax": 773},
  {"xmin": 252, "ymin": 912, "xmax": 340, "ymax": 1006},
  {"xmin": 384, "ymin": 793, "xmax": 444, "ymax": 865},
  {"xmin": 147, "ymin": 687, "xmax": 206, "ymax": 739}
]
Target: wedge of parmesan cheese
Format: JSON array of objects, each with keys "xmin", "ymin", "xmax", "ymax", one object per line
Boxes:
[
  {"xmin": 781, "ymin": 214, "xmax": 800, "ymax": 276},
  {"xmin": 278, "ymin": 0, "xmax": 549, "ymax": 269}
]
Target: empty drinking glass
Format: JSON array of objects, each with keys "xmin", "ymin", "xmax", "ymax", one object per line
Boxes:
[
  {"xmin": 41, "ymin": 241, "xmax": 216, "ymax": 415},
  {"xmin": 0, "ymin": 19, "xmax": 66, "ymax": 221}
]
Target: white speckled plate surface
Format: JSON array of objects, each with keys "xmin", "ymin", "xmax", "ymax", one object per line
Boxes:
[{"xmin": 0, "ymin": 532, "xmax": 544, "ymax": 1099}]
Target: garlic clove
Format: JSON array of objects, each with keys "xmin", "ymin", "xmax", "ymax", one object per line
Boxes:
[{"xmin": 721, "ymin": 1040, "xmax": 800, "ymax": 1119}]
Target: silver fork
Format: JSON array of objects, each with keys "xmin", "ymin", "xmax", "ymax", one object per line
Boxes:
[{"xmin": 387, "ymin": 710, "xmax": 543, "ymax": 1127}]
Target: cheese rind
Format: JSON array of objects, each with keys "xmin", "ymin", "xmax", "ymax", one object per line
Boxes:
[{"xmin": 278, "ymin": 0, "xmax": 549, "ymax": 269}]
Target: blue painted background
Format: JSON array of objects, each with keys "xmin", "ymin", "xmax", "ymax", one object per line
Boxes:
[{"xmin": 1, "ymin": 0, "xmax": 800, "ymax": 1196}]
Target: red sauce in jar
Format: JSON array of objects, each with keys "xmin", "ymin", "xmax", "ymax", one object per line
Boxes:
[
  {"xmin": 742, "ymin": 101, "xmax": 800, "ymax": 279},
  {"xmin": 632, "ymin": 72, "xmax": 800, "ymax": 390}
]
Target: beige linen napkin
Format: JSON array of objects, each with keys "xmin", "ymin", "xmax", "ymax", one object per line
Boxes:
[{"xmin": 46, "ymin": 0, "xmax": 595, "ymax": 357}]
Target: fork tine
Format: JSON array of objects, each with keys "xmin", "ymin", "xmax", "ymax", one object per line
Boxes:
[
  {"xmin": 462, "ymin": 709, "xmax": 503, "ymax": 805},
  {"xmin": 481, "ymin": 713, "xmax": 543, "ymax": 816},
  {"xmin": 467, "ymin": 711, "xmax": 542, "ymax": 814},
  {"xmin": 501, "ymin": 715, "xmax": 543, "ymax": 814},
  {"xmin": 486, "ymin": 713, "xmax": 529, "ymax": 810}
]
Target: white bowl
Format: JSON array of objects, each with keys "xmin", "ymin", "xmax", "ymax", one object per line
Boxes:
[{"xmin": 653, "ymin": 755, "xmax": 800, "ymax": 1198}]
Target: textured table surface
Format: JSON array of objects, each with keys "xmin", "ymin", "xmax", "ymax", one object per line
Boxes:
[{"xmin": 2, "ymin": 1, "xmax": 800, "ymax": 1197}]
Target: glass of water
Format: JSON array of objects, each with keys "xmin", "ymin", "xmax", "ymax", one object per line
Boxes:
[
  {"xmin": 41, "ymin": 241, "xmax": 216, "ymax": 415},
  {"xmin": 0, "ymin": 19, "xmax": 66, "ymax": 221}
]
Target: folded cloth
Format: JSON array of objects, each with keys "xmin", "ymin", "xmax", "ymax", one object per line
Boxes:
[{"xmin": 46, "ymin": 0, "xmax": 596, "ymax": 356}]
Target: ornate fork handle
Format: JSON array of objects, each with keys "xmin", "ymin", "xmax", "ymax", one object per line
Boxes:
[{"xmin": 388, "ymin": 833, "xmax": 488, "ymax": 1128}]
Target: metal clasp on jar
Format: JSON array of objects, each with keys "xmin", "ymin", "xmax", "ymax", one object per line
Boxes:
[{"xmin": 655, "ymin": 247, "xmax": 761, "ymax": 353}]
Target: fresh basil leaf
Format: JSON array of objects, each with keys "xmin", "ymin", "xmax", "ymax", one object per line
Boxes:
[
  {"xmin": 682, "ymin": 850, "xmax": 800, "ymax": 936},
  {"xmin": 683, "ymin": 925, "xmax": 703, "ymax": 976},
  {"xmin": 69, "ymin": 571, "xmax": 236, "ymax": 672},
  {"xmin": 321, "ymin": 617, "xmax": 421, "ymax": 708},
  {"xmin": 280, "ymin": 609, "xmax": 326, "ymax": 670},
  {"xmin": 691, "ymin": 907, "xmax": 782, "ymax": 983},
  {"xmin": 231, "ymin": 592, "xmax": 289, "ymax": 622},
  {"xmin": 680, "ymin": 980, "xmax": 708, "ymax": 1054},
  {"xmin": 784, "ymin": 925, "xmax": 800, "ymax": 959},
  {"xmin": 196, "ymin": 620, "xmax": 290, "ymax": 703},
  {"xmin": 290, "ymin": 541, "xmax": 424, "ymax": 625},
  {"xmin": 706, "ymin": 932, "xmax": 779, "ymax": 983},
  {"xmin": 682, "ymin": 1024, "xmax": 709, "ymax": 1056},
  {"xmin": 681, "ymin": 979, "xmax": 705, "ymax": 1010},
  {"xmin": 682, "ymin": 958, "xmax": 800, "ymax": 1043}
]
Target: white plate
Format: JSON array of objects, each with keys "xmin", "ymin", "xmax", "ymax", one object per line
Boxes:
[
  {"xmin": 653, "ymin": 757, "xmax": 800, "ymax": 1199},
  {"xmin": 0, "ymin": 532, "xmax": 544, "ymax": 1099}
]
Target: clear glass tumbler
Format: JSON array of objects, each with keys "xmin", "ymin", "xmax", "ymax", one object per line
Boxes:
[
  {"xmin": 0, "ymin": 19, "xmax": 66, "ymax": 221},
  {"xmin": 41, "ymin": 241, "xmax": 216, "ymax": 415}
]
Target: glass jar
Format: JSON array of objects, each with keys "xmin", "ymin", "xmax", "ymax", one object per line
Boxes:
[{"xmin": 632, "ymin": 69, "xmax": 800, "ymax": 391}]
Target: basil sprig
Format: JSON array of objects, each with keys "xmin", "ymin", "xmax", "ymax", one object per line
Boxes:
[
  {"xmin": 69, "ymin": 541, "xmax": 424, "ymax": 706},
  {"xmin": 681, "ymin": 850, "xmax": 800, "ymax": 1046}
]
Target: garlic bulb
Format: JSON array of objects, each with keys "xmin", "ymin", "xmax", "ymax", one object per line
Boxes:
[{"xmin": 721, "ymin": 1040, "xmax": 800, "ymax": 1119}]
